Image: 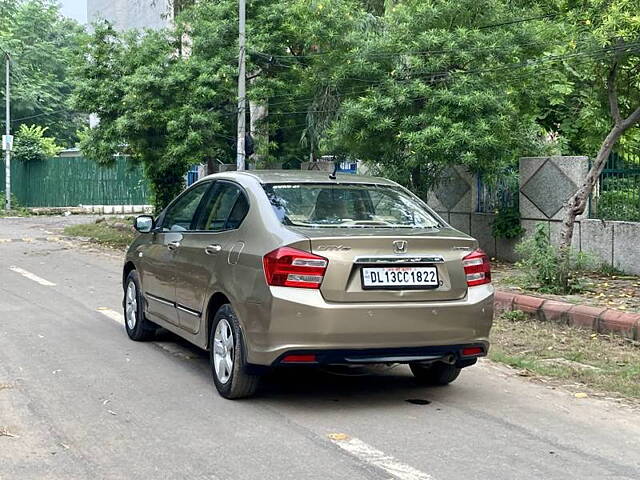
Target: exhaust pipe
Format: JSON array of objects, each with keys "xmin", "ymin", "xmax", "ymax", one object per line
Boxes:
[{"xmin": 441, "ymin": 354, "xmax": 457, "ymax": 365}]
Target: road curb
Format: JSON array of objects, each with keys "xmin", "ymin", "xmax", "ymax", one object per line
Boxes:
[{"xmin": 495, "ymin": 290, "xmax": 640, "ymax": 341}]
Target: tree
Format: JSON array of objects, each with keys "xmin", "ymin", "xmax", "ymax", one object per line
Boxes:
[
  {"xmin": 74, "ymin": 21, "xmax": 238, "ymax": 210},
  {"xmin": 0, "ymin": 0, "xmax": 86, "ymax": 145},
  {"xmin": 76, "ymin": 0, "xmax": 575, "ymax": 210},
  {"xmin": 554, "ymin": 1, "xmax": 640, "ymax": 288},
  {"xmin": 75, "ymin": 0, "xmax": 370, "ymax": 209},
  {"xmin": 12, "ymin": 124, "xmax": 62, "ymax": 163},
  {"xmin": 322, "ymin": 0, "xmax": 553, "ymax": 197}
]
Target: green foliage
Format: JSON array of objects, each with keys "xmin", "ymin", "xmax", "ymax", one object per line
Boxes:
[
  {"xmin": 593, "ymin": 175, "xmax": 640, "ymax": 222},
  {"xmin": 63, "ymin": 220, "xmax": 136, "ymax": 249},
  {"xmin": 598, "ymin": 262, "xmax": 625, "ymax": 277},
  {"xmin": 0, "ymin": 0, "xmax": 86, "ymax": 145},
  {"xmin": 535, "ymin": 0, "xmax": 640, "ymax": 155},
  {"xmin": 492, "ymin": 206, "xmax": 525, "ymax": 239},
  {"xmin": 73, "ymin": 0, "xmax": 640, "ymax": 208},
  {"xmin": 0, "ymin": 192, "xmax": 29, "ymax": 216},
  {"xmin": 324, "ymin": 0, "xmax": 553, "ymax": 197},
  {"xmin": 485, "ymin": 169, "xmax": 523, "ymax": 239},
  {"xmin": 515, "ymin": 223, "xmax": 594, "ymax": 294},
  {"xmin": 502, "ymin": 309, "xmax": 527, "ymax": 322},
  {"xmin": 74, "ymin": 1, "xmax": 370, "ymax": 209},
  {"xmin": 74, "ymin": 23, "xmax": 197, "ymax": 210},
  {"xmin": 12, "ymin": 124, "xmax": 62, "ymax": 163},
  {"xmin": 596, "ymin": 188, "xmax": 640, "ymax": 222}
]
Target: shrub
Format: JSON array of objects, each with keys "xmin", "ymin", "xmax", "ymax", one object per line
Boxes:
[
  {"xmin": 492, "ymin": 205, "xmax": 525, "ymax": 239},
  {"xmin": 13, "ymin": 124, "xmax": 62, "ymax": 163},
  {"xmin": 598, "ymin": 262, "xmax": 625, "ymax": 277},
  {"xmin": 0, "ymin": 192, "xmax": 29, "ymax": 216},
  {"xmin": 502, "ymin": 310, "xmax": 527, "ymax": 322},
  {"xmin": 595, "ymin": 189, "xmax": 640, "ymax": 222},
  {"xmin": 515, "ymin": 223, "xmax": 594, "ymax": 294}
]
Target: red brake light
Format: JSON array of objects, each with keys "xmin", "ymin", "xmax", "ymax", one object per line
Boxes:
[
  {"xmin": 281, "ymin": 354, "xmax": 317, "ymax": 363},
  {"xmin": 263, "ymin": 247, "xmax": 328, "ymax": 289},
  {"xmin": 462, "ymin": 249, "xmax": 491, "ymax": 287},
  {"xmin": 461, "ymin": 347, "xmax": 484, "ymax": 357}
]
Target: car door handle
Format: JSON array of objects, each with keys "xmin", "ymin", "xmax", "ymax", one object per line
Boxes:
[
  {"xmin": 167, "ymin": 240, "xmax": 181, "ymax": 251},
  {"xmin": 205, "ymin": 244, "xmax": 222, "ymax": 255}
]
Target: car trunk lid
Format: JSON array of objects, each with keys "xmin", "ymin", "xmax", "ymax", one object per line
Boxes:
[{"xmin": 288, "ymin": 226, "xmax": 476, "ymax": 303}]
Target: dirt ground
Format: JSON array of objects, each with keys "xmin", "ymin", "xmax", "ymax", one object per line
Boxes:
[{"xmin": 490, "ymin": 312, "xmax": 640, "ymax": 401}]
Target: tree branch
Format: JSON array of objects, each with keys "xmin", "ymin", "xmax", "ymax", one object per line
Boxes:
[
  {"xmin": 621, "ymin": 104, "xmax": 640, "ymax": 130},
  {"xmin": 607, "ymin": 61, "xmax": 622, "ymax": 125},
  {"xmin": 246, "ymin": 68, "xmax": 262, "ymax": 81}
]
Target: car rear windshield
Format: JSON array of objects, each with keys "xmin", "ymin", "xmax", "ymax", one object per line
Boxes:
[{"xmin": 263, "ymin": 183, "xmax": 441, "ymax": 228}]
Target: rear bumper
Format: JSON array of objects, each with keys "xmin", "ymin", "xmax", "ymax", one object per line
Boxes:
[
  {"xmin": 273, "ymin": 343, "xmax": 487, "ymax": 368},
  {"xmin": 241, "ymin": 284, "xmax": 494, "ymax": 366}
]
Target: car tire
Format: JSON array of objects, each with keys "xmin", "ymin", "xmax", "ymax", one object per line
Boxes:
[
  {"xmin": 209, "ymin": 304, "xmax": 259, "ymax": 399},
  {"xmin": 410, "ymin": 362, "xmax": 461, "ymax": 386},
  {"xmin": 124, "ymin": 270, "xmax": 157, "ymax": 341}
]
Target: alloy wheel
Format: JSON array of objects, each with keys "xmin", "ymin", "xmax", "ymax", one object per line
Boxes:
[
  {"xmin": 213, "ymin": 318, "xmax": 234, "ymax": 384},
  {"xmin": 125, "ymin": 281, "xmax": 138, "ymax": 330}
]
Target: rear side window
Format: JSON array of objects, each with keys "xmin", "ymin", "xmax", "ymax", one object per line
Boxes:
[
  {"xmin": 197, "ymin": 182, "xmax": 249, "ymax": 232},
  {"xmin": 225, "ymin": 194, "xmax": 249, "ymax": 230},
  {"xmin": 264, "ymin": 183, "xmax": 440, "ymax": 229}
]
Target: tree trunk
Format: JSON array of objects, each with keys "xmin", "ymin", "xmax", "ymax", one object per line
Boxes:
[
  {"xmin": 557, "ymin": 62, "xmax": 640, "ymax": 290},
  {"xmin": 559, "ymin": 125, "xmax": 625, "ymax": 250}
]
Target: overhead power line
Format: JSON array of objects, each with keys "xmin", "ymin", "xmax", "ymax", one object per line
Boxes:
[
  {"xmin": 244, "ymin": 41, "xmax": 640, "ymax": 119},
  {"xmin": 10, "ymin": 109, "xmax": 70, "ymax": 123}
]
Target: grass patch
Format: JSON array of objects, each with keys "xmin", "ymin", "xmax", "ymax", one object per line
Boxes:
[
  {"xmin": 489, "ymin": 312, "xmax": 640, "ymax": 399},
  {"xmin": 64, "ymin": 219, "xmax": 136, "ymax": 249},
  {"xmin": 0, "ymin": 193, "xmax": 30, "ymax": 217}
]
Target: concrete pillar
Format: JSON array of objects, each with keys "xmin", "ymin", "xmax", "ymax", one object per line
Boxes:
[
  {"xmin": 519, "ymin": 156, "xmax": 589, "ymax": 249},
  {"xmin": 426, "ymin": 166, "xmax": 477, "ymax": 234}
]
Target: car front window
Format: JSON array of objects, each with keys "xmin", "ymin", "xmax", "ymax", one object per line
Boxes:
[
  {"xmin": 161, "ymin": 182, "xmax": 210, "ymax": 232},
  {"xmin": 264, "ymin": 183, "xmax": 441, "ymax": 229}
]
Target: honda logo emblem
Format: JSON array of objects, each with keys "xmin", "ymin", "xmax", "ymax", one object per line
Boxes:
[{"xmin": 393, "ymin": 240, "xmax": 408, "ymax": 254}]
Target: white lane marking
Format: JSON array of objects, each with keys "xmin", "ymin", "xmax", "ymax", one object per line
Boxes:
[
  {"xmin": 328, "ymin": 434, "xmax": 434, "ymax": 480},
  {"xmin": 8, "ymin": 266, "xmax": 56, "ymax": 286},
  {"xmin": 97, "ymin": 307, "xmax": 124, "ymax": 324}
]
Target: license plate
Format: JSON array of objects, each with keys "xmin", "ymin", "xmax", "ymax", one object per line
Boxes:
[{"xmin": 361, "ymin": 266, "xmax": 439, "ymax": 290}]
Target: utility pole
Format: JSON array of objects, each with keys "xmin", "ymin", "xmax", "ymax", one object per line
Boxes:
[
  {"xmin": 3, "ymin": 52, "xmax": 10, "ymax": 211},
  {"xmin": 236, "ymin": 0, "xmax": 246, "ymax": 171}
]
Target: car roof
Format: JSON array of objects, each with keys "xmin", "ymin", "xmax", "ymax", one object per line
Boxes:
[{"xmin": 201, "ymin": 169, "xmax": 400, "ymax": 187}]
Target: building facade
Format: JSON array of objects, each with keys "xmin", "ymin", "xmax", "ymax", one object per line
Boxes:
[{"xmin": 87, "ymin": 0, "xmax": 171, "ymax": 31}]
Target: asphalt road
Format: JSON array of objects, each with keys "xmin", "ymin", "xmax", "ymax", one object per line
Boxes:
[{"xmin": 1, "ymin": 216, "xmax": 639, "ymax": 480}]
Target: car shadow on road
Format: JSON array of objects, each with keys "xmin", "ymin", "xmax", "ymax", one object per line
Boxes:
[
  {"xmin": 152, "ymin": 328, "xmax": 461, "ymax": 408},
  {"xmin": 256, "ymin": 365, "xmax": 462, "ymax": 409}
]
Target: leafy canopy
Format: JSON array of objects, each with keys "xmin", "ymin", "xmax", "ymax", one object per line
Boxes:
[
  {"xmin": 79, "ymin": 0, "xmax": 637, "ymax": 207},
  {"xmin": 321, "ymin": 0, "xmax": 556, "ymax": 196},
  {"xmin": 535, "ymin": 0, "xmax": 640, "ymax": 154},
  {"xmin": 0, "ymin": 0, "xmax": 86, "ymax": 145},
  {"xmin": 75, "ymin": 0, "xmax": 370, "ymax": 209},
  {"xmin": 12, "ymin": 124, "xmax": 62, "ymax": 162}
]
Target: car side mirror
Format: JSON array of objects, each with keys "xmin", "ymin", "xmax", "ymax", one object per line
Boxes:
[{"xmin": 134, "ymin": 215, "xmax": 155, "ymax": 233}]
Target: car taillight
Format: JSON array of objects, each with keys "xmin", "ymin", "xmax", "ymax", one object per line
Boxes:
[
  {"xmin": 281, "ymin": 354, "xmax": 317, "ymax": 363},
  {"xmin": 263, "ymin": 247, "xmax": 328, "ymax": 289},
  {"xmin": 461, "ymin": 346, "xmax": 484, "ymax": 357},
  {"xmin": 462, "ymin": 249, "xmax": 491, "ymax": 287}
]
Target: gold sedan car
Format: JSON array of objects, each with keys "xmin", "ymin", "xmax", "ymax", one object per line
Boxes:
[{"xmin": 123, "ymin": 171, "xmax": 494, "ymax": 398}]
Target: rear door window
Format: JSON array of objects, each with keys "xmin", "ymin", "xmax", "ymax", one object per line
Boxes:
[{"xmin": 197, "ymin": 182, "xmax": 249, "ymax": 232}]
